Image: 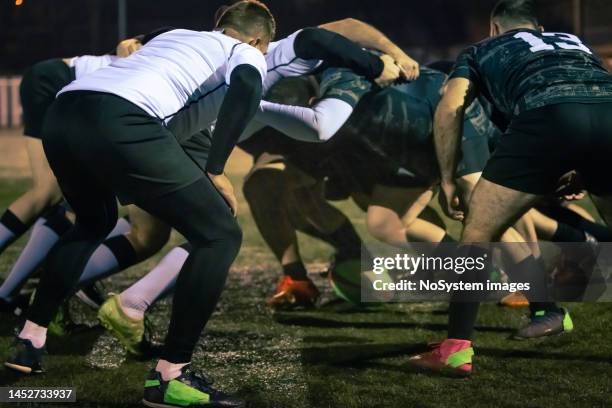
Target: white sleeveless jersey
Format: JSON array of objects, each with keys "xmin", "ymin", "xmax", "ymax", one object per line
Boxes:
[
  {"xmin": 263, "ymin": 30, "xmax": 322, "ymax": 94},
  {"xmin": 68, "ymin": 55, "xmax": 118, "ymax": 79},
  {"xmin": 60, "ymin": 29, "xmax": 267, "ymax": 131}
]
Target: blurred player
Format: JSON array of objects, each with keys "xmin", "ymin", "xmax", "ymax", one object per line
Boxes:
[{"xmin": 408, "ymin": 0, "xmax": 612, "ymax": 376}]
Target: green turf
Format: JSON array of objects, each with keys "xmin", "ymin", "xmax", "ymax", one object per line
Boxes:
[{"xmin": 0, "ymin": 177, "xmax": 611, "ymax": 408}]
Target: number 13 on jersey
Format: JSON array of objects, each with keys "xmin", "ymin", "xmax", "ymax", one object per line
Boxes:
[{"xmin": 515, "ymin": 32, "xmax": 592, "ymax": 54}]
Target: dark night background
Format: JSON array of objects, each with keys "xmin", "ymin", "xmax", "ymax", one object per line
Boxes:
[{"xmin": 1, "ymin": 0, "xmax": 611, "ymax": 74}]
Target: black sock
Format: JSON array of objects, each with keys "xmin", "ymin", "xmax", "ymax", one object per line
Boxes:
[
  {"xmin": 505, "ymin": 256, "xmax": 548, "ymax": 299},
  {"xmin": 551, "ymin": 222, "xmax": 586, "ymax": 242},
  {"xmin": 1, "ymin": 209, "xmax": 29, "ymax": 235},
  {"xmin": 447, "ymin": 244, "xmax": 488, "ymax": 340},
  {"xmin": 282, "ymin": 261, "xmax": 308, "ymax": 280},
  {"xmin": 448, "ymin": 301, "xmax": 480, "ymax": 340},
  {"xmin": 103, "ymin": 235, "xmax": 138, "ymax": 270},
  {"xmin": 0, "ymin": 209, "xmax": 30, "ymax": 253},
  {"xmin": 328, "ymin": 221, "xmax": 363, "ymax": 261},
  {"xmin": 544, "ymin": 205, "xmax": 612, "ymax": 241},
  {"xmin": 43, "ymin": 209, "xmax": 73, "ymax": 236},
  {"xmin": 180, "ymin": 242, "xmax": 193, "ymax": 252},
  {"xmin": 431, "ymin": 233, "xmax": 456, "ymax": 257},
  {"xmin": 504, "ymin": 255, "xmax": 560, "ymax": 316}
]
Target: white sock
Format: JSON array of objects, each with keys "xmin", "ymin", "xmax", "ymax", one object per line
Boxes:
[
  {"xmin": 120, "ymin": 246, "xmax": 188, "ymax": 320},
  {"xmin": 107, "ymin": 217, "xmax": 131, "ymax": 238},
  {"xmin": 78, "ymin": 244, "xmax": 120, "ymax": 286},
  {"xmin": 156, "ymin": 360, "xmax": 189, "ymax": 381},
  {"xmin": 0, "ymin": 218, "xmax": 52, "ymax": 300},
  {"xmin": 19, "ymin": 320, "xmax": 47, "ymax": 349}
]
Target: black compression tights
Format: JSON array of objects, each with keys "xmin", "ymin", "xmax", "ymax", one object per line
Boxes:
[
  {"xmin": 29, "ymin": 177, "xmax": 241, "ymax": 363},
  {"xmin": 141, "ymin": 178, "xmax": 242, "ymax": 363}
]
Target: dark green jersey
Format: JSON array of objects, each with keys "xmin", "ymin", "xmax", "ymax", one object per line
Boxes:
[
  {"xmin": 318, "ymin": 67, "xmax": 499, "ymax": 180},
  {"xmin": 451, "ymin": 29, "xmax": 612, "ymax": 120},
  {"xmin": 319, "ymin": 67, "xmax": 499, "ymax": 148},
  {"xmin": 320, "ymin": 67, "xmax": 447, "ymax": 146}
]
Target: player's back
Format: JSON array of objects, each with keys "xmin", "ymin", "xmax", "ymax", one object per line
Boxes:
[
  {"xmin": 60, "ymin": 29, "xmax": 264, "ymax": 126},
  {"xmin": 458, "ymin": 29, "xmax": 612, "ymax": 119},
  {"xmin": 264, "ymin": 30, "xmax": 322, "ymax": 94},
  {"xmin": 346, "ymin": 67, "xmax": 446, "ymax": 145}
]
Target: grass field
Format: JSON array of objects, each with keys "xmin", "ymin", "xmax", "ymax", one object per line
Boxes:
[{"xmin": 0, "ymin": 146, "xmax": 611, "ymax": 408}]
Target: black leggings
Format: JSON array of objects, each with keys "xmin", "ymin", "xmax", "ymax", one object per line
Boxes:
[
  {"xmin": 28, "ymin": 177, "xmax": 241, "ymax": 362},
  {"xmin": 29, "ymin": 91, "xmax": 242, "ymax": 363}
]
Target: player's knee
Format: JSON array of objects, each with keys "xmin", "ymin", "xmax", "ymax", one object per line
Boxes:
[
  {"xmin": 128, "ymin": 224, "xmax": 171, "ymax": 258},
  {"xmin": 221, "ymin": 219, "xmax": 243, "ymax": 254},
  {"xmin": 243, "ymin": 168, "xmax": 283, "ymax": 204},
  {"xmin": 30, "ymin": 183, "xmax": 62, "ymax": 207},
  {"xmin": 366, "ymin": 216, "xmax": 391, "ymax": 242}
]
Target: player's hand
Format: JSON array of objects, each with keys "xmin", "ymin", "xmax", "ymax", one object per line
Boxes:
[
  {"xmin": 555, "ymin": 170, "xmax": 585, "ymax": 201},
  {"xmin": 439, "ymin": 181, "xmax": 464, "ymax": 221},
  {"xmin": 393, "ymin": 53, "xmax": 420, "ymax": 81},
  {"xmin": 375, "ymin": 54, "xmax": 401, "ymax": 87},
  {"xmin": 207, "ymin": 172, "xmax": 238, "ymax": 217},
  {"xmin": 562, "ymin": 191, "xmax": 586, "ymax": 201},
  {"xmin": 116, "ymin": 38, "xmax": 142, "ymax": 58}
]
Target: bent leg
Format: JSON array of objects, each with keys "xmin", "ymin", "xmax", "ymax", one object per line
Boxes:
[{"xmin": 139, "ymin": 178, "xmax": 242, "ymax": 363}]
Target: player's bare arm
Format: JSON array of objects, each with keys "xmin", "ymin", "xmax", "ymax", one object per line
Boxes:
[
  {"xmin": 434, "ymin": 77, "xmax": 475, "ymax": 220},
  {"xmin": 319, "ymin": 18, "xmax": 419, "ymax": 80},
  {"xmin": 293, "ymin": 27, "xmax": 400, "ymax": 87}
]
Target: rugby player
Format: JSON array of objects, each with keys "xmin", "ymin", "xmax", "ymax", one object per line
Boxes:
[
  {"xmin": 92, "ymin": 11, "xmax": 415, "ymax": 350},
  {"xmin": 251, "ymin": 64, "xmax": 496, "ymax": 247},
  {"xmin": 5, "ymin": 2, "xmax": 276, "ymax": 406},
  {"xmin": 407, "ymin": 0, "xmax": 612, "ymax": 376},
  {"xmin": 96, "ymin": 64, "xmax": 497, "ymax": 346}
]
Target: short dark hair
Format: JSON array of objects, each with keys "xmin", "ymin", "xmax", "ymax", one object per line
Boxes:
[
  {"xmin": 266, "ymin": 76, "xmax": 318, "ymax": 107},
  {"xmin": 216, "ymin": 0, "xmax": 276, "ymax": 42},
  {"xmin": 491, "ymin": 0, "xmax": 539, "ymax": 28}
]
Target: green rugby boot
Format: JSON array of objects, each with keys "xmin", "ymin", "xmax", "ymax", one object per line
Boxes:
[
  {"xmin": 143, "ymin": 367, "xmax": 244, "ymax": 407},
  {"xmin": 98, "ymin": 293, "xmax": 144, "ymax": 355}
]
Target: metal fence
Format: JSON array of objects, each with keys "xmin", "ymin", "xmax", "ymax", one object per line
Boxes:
[{"xmin": 0, "ymin": 77, "xmax": 22, "ymax": 128}]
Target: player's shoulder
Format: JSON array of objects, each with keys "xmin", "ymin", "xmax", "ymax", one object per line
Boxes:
[
  {"xmin": 266, "ymin": 29, "xmax": 303, "ymax": 61},
  {"xmin": 228, "ymin": 43, "xmax": 267, "ymax": 79}
]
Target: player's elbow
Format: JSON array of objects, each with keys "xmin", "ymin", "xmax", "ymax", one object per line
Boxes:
[{"xmin": 311, "ymin": 115, "xmax": 339, "ymax": 142}]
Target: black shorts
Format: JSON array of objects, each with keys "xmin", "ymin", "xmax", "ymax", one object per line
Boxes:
[
  {"xmin": 455, "ymin": 119, "xmax": 491, "ymax": 178},
  {"xmin": 42, "ymin": 91, "xmax": 205, "ymax": 205},
  {"xmin": 20, "ymin": 59, "xmax": 75, "ymax": 139},
  {"xmin": 482, "ymin": 102, "xmax": 612, "ymax": 195}
]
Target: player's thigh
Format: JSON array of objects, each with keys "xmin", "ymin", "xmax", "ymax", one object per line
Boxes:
[
  {"xmin": 369, "ymin": 184, "xmax": 431, "ymax": 218},
  {"xmin": 42, "ymin": 127, "xmax": 117, "ymax": 236},
  {"xmin": 463, "ymin": 177, "xmax": 540, "ymax": 242},
  {"xmin": 26, "ymin": 137, "xmax": 59, "ymax": 191},
  {"xmin": 367, "ymin": 184, "xmax": 432, "ymax": 232}
]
